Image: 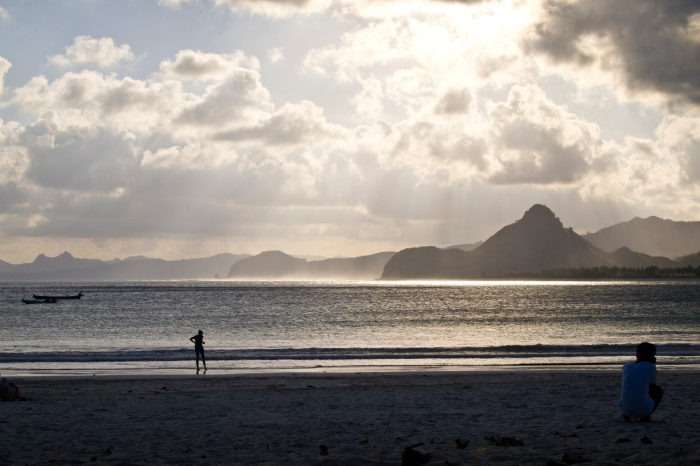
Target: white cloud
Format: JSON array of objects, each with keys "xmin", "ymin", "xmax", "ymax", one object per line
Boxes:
[
  {"xmin": 0, "ymin": 6, "xmax": 9, "ymax": 20},
  {"xmin": 656, "ymin": 115, "xmax": 700, "ymax": 184},
  {"xmin": 11, "ymin": 70, "xmax": 185, "ymax": 136},
  {"xmin": 267, "ymin": 47, "xmax": 284, "ymax": 63},
  {"xmin": 487, "ymin": 85, "xmax": 600, "ymax": 184},
  {"xmin": 0, "ymin": 119, "xmax": 28, "ymax": 187},
  {"xmin": 160, "ymin": 49, "xmax": 257, "ymax": 81},
  {"xmin": 213, "ymin": 0, "xmax": 332, "ymax": 17},
  {"xmin": 158, "ymin": 0, "xmax": 331, "ymax": 17},
  {"xmin": 1, "ymin": 1, "xmax": 699, "ymax": 262},
  {"xmin": 49, "ymin": 36, "xmax": 134, "ymax": 67},
  {"xmin": 213, "ymin": 100, "xmax": 346, "ymax": 146},
  {"xmin": 21, "ymin": 119, "xmax": 138, "ymax": 192},
  {"xmin": 434, "ymin": 88, "xmax": 472, "ymax": 115},
  {"xmin": 0, "ymin": 56, "xmax": 10, "ymax": 97},
  {"xmin": 174, "ymin": 68, "xmax": 272, "ymax": 126},
  {"xmin": 158, "ymin": 0, "xmax": 198, "ymax": 7}
]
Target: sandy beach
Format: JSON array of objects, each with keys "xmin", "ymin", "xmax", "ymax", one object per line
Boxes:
[{"xmin": 1, "ymin": 370, "xmax": 698, "ymax": 465}]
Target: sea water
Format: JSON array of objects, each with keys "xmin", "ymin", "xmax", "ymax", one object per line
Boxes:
[{"xmin": 1, "ymin": 280, "xmax": 698, "ymax": 375}]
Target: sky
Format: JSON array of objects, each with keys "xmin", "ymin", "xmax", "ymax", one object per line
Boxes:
[{"xmin": 0, "ymin": 0, "xmax": 699, "ymax": 263}]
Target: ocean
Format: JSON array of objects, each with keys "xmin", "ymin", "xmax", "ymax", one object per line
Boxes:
[{"xmin": 1, "ymin": 280, "xmax": 698, "ymax": 375}]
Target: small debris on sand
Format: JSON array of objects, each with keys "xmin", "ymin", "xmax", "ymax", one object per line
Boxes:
[
  {"xmin": 401, "ymin": 443, "xmax": 431, "ymax": 466},
  {"xmin": 485, "ymin": 435, "xmax": 524, "ymax": 446}
]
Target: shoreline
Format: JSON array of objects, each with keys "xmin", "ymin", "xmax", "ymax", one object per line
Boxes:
[
  {"xmin": 4, "ymin": 362, "xmax": 699, "ymax": 378},
  {"xmin": 3, "ymin": 369, "xmax": 699, "ymax": 465}
]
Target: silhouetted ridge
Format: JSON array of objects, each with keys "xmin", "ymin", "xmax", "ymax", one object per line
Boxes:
[
  {"xmin": 0, "ymin": 252, "xmax": 248, "ymax": 280},
  {"xmin": 609, "ymin": 247, "xmax": 676, "ymax": 268},
  {"xmin": 228, "ymin": 250, "xmax": 395, "ymax": 279},
  {"xmin": 228, "ymin": 251, "xmax": 305, "ymax": 277},
  {"xmin": 584, "ymin": 216, "xmax": 700, "ymax": 258},
  {"xmin": 520, "ymin": 204, "xmax": 561, "ymax": 228},
  {"xmin": 382, "ymin": 204, "xmax": 615, "ymax": 279}
]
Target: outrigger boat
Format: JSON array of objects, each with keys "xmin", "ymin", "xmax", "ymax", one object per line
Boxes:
[
  {"xmin": 22, "ymin": 297, "xmax": 58, "ymax": 304},
  {"xmin": 32, "ymin": 292, "xmax": 83, "ymax": 300}
]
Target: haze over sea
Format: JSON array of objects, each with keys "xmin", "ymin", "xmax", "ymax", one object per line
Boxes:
[{"xmin": 2, "ymin": 280, "xmax": 698, "ymax": 376}]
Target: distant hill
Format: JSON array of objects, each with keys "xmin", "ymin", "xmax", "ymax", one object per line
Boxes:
[
  {"xmin": 608, "ymin": 247, "xmax": 677, "ymax": 268},
  {"xmin": 381, "ymin": 246, "xmax": 470, "ymax": 279},
  {"xmin": 584, "ymin": 216, "xmax": 700, "ymax": 258},
  {"xmin": 228, "ymin": 250, "xmax": 396, "ymax": 279},
  {"xmin": 0, "ymin": 258, "xmax": 14, "ymax": 273},
  {"xmin": 678, "ymin": 251, "xmax": 700, "ymax": 267},
  {"xmin": 381, "ymin": 204, "xmax": 683, "ymax": 279},
  {"xmin": 228, "ymin": 251, "xmax": 306, "ymax": 277},
  {"xmin": 14, "ymin": 251, "xmax": 104, "ymax": 274},
  {"xmin": 0, "ymin": 252, "xmax": 249, "ymax": 281},
  {"xmin": 445, "ymin": 241, "xmax": 483, "ymax": 252}
]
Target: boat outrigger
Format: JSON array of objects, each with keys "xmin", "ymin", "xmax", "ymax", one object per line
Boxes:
[
  {"xmin": 32, "ymin": 292, "xmax": 83, "ymax": 300},
  {"xmin": 22, "ymin": 297, "xmax": 58, "ymax": 304}
]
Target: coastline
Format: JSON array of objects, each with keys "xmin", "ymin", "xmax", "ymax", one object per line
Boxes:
[{"xmin": 2, "ymin": 369, "xmax": 698, "ymax": 465}]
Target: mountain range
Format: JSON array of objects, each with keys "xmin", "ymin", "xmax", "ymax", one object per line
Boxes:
[
  {"xmin": 0, "ymin": 252, "xmax": 249, "ymax": 281},
  {"xmin": 227, "ymin": 250, "xmax": 396, "ymax": 280},
  {"xmin": 583, "ymin": 216, "xmax": 700, "ymax": 258},
  {"xmin": 381, "ymin": 205, "xmax": 700, "ymax": 279},
  {"xmin": 0, "ymin": 204, "xmax": 698, "ymax": 281}
]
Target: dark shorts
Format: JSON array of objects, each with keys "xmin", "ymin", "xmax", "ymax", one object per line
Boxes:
[{"xmin": 195, "ymin": 345, "xmax": 204, "ymax": 354}]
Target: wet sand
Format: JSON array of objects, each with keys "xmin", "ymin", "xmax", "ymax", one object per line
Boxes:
[{"xmin": 1, "ymin": 370, "xmax": 698, "ymax": 465}]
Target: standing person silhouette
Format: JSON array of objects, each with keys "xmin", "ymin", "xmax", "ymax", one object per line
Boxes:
[
  {"xmin": 189, "ymin": 330, "xmax": 207, "ymax": 373},
  {"xmin": 619, "ymin": 342, "xmax": 663, "ymax": 421}
]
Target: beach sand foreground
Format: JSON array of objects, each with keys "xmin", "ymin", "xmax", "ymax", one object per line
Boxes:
[{"xmin": 1, "ymin": 370, "xmax": 698, "ymax": 465}]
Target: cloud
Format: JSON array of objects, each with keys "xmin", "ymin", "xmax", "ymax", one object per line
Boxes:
[
  {"xmin": 2, "ymin": 3, "xmax": 699, "ymax": 261},
  {"xmin": 49, "ymin": 36, "xmax": 134, "ymax": 67},
  {"xmin": 158, "ymin": 0, "xmax": 330, "ymax": 16},
  {"xmin": 0, "ymin": 119, "xmax": 28, "ymax": 186},
  {"xmin": 0, "ymin": 56, "xmax": 10, "ymax": 97},
  {"xmin": 160, "ymin": 49, "xmax": 257, "ymax": 81},
  {"xmin": 157, "ymin": 0, "xmax": 198, "ymax": 7},
  {"xmin": 22, "ymin": 119, "xmax": 138, "ymax": 192},
  {"xmin": 434, "ymin": 88, "xmax": 472, "ymax": 115},
  {"xmin": 213, "ymin": 100, "xmax": 346, "ymax": 146},
  {"xmin": 530, "ymin": 0, "xmax": 700, "ymax": 105},
  {"xmin": 487, "ymin": 85, "xmax": 599, "ymax": 184},
  {"xmin": 656, "ymin": 115, "xmax": 700, "ymax": 184},
  {"xmin": 175, "ymin": 69, "xmax": 272, "ymax": 126},
  {"xmin": 267, "ymin": 47, "xmax": 284, "ymax": 63},
  {"xmin": 213, "ymin": 0, "xmax": 331, "ymax": 17},
  {"xmin": 159, "ymin": 50, "xmax": 273, "ymax": 128},
  {"xmin": 0, "ymin": 6, "xmax": 9, "ymax": 20},
  {"xmin": 11, "ymin": 70, "xmax": 185, "ymax": 136}
]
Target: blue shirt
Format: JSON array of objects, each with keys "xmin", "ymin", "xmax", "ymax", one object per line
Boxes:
[{"xmin": 619, "ymin": 361, "xmax": 657, "ymax": 418}]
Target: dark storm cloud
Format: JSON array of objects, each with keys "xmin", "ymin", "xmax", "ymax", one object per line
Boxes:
[{"xmin": 530, "ymin": 0, "xmax": 700, "ymax": 104}]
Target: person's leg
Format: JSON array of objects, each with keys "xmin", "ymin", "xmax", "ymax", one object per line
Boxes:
[
  {"xmin": 649, "ymin": 384, "xmax": 663, "ymax": 412},
  {"xmin": 195, "ymin": 352, "xmax": 200, "ymax": 372},
  {"xmin": 201, "ymin": 350, "xmax": 206, "ymax": 370},
  {"xmin": 640, "ymin": 384, "xmax": 663, "ymax": 421}
]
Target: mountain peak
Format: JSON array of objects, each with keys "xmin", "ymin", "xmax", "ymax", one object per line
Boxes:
[
  {"xmin": 520, "ymin": 204, "xmax": 561, "ymax": 227},
  {"xmin": 34, "ymin": 251, "xmax": 74, "ymax": 263}
]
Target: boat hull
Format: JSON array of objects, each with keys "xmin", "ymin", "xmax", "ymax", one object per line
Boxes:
[{"xmin": 32, "ymin": 292, "xmax": 83, "ymax": 300}]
